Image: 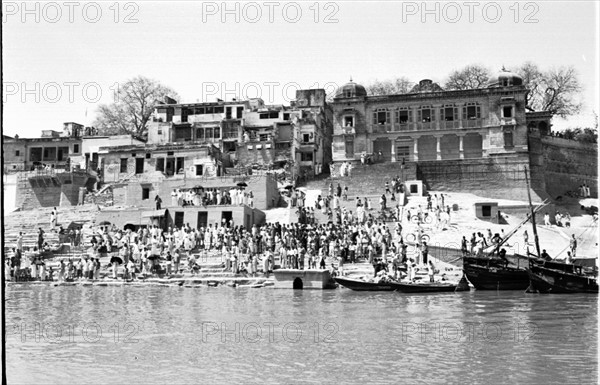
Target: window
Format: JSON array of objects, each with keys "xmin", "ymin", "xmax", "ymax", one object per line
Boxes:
[
  {"xmin": 145, "ymin": 153, "xmax": 151, "ymax": 159},
  {"xmin": 283, "ymin": 113, "xmax": 290, "ymax": 120},
  {"xmin": 344, "ymin": 116, "xmax": 354, "ymax": 127},
  {"xmin": 303, "ymin": 133, "xmax": 311, "ymax": 143},
  {"xmin": 73, "ymin": 144, "xmax": 80, "ymax": 153},
  {"xmin": 226, "ymin": 107, "xmax": 232, "ymax": 119},
  {"xmin": 167, "ymin": 151, "xmax": 174, "ymax": 156},
  {"xmin": 418, "ymin": 107, "xmax": 433, "ymax": 122},
  {"xmin": 259, "ymin": 111, "xmax": 280, "ymax": 119},
  {"xmin": 442, "ymin": 106, "xmax": 457, "ymax": 121},
  {"xmin": 156, "ymin": 158, "xmax": 165, "ymax": 172},
  {"xmin": 213, "ymin": 127, "xmax": 220, "ymax": 139},
  {"xmin": 395, "ymin": 108, "xmax": 412, "ymax": 124},
  {"xmin": 195, "ymin": 165, "xmax": 203, "ymax": 176},
  {"xmin": 15, "ymin": 150, "xmax": 20, "ymax": 156},
  {"xmin": 131, "ymin": 153, "xmax": 136, "ymax": 157},
  {"xmin": 237, "ymin": 106, "xmax": 244, "ymax": 118},
  {"xmin": 396, "ymin": 146, "xmax": 410, "ymax": 159},
  {"xmin": 135, "ymin": 158, "xmax": 144, "ymax": 174},
  {"xmin": 214, "ymin": 106, "xmax": 224, "ymax": 114},
  {"xmin": 206, "ymin": 106, "xmax": 214, "ymax": 114},
  {"xmin": 503, "ymin": 106, "xmax": 513, "ymax": 118},
  {"xmin": 463, "ymin": 103, "xmax": 481, "ymax": 120},
  {"xmin": 300, "ymin": 152, "xmax": 313, "ymax": 162},
  {"xmin": 503, "ymin": 131, "xmax": 514, "ymax": 147},
  {"xmin": 259, "ymin": 134, "xmax": 269, "ymax": 142},
  {"xmin": 120, "ymin": 158, "xmax": 128, "ymax": 173},
  {"xmin": 377, "ymin": 110, "xmax": 388, "ymax": 124},
  {"xmin": 196, "ymin": 127, "xmax": 204, "ymax": 141},
  {"xmin": 176, "ymin": 157, "xmax": 185, "ymax": 173},
  {"xmin": 142, "ymin": 187, "xmax": 150, "ymax": 200},
  {"xmin": 175, "ymin": 127, "xmax": 192, "ymax": 141}
]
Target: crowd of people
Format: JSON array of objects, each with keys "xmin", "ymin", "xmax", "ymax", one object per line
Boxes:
[{"xmin": 170, "ymin": 187, "xmax": 254, "ymax": 208}]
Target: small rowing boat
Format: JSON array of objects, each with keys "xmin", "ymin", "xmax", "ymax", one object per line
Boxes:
[
  {"xmin": 334, "ymin": 277, "xmax": 396, "ymax": 291},
  {"xmin": 390, "ymin": 281, "xmax": 459, "ymax": 293}
]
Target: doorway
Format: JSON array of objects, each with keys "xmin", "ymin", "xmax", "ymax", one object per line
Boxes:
[{"xmin": 293, "ymin": 277, "xmax": 303, "ymax": 290}]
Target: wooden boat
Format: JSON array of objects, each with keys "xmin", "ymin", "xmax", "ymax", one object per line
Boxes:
[
  {"xmin": 390, "ymin": 281, "xmax": 458, "ymax": 293},
  {"xmin": 521, "ymin": 167, "xmax": 598, "ymax": 294},
  {"xmin": 527, "ymin": 259, "xmax": 598, "ymax": 294},
  {"xmin": 334, "ymin": 277, "xmax": 396, "ymax": 291},
  {"xmin": 463, "ymin": 169, "xmax": 551, "ymax": 291},
  {"xmin": 463, "ymin": 256, "xmax": 530, "ymax": 290}
]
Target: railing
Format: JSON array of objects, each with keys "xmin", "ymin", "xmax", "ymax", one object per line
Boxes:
[
  {"xmin": 463, "ymin": 118, "xmax": 483, "ymax": 128},
  {"xmin": 440, "ymin": 120, "xmax": 460, "ymax": 130}
]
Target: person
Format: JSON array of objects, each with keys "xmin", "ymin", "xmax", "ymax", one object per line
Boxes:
[
  {"xmin": 155, "ymin": 195, "xmax": 162, "ymax": 210},
  {"xmin": 37, "ymin": 228, "xmax": 45, "ymax": 250},
  {"xmin": 461, "ymin": 236, "xmax": 468, "ymax": 257},
  {"xmin": 406, "ymin": 258, "xmax": 415, "ymax": 282},
  {"xmin": 565, "ymin": 251, "xmax": 573, "ymax": 264},
  {"xmin": 329, "ymin": 263, "xmax": 338, "ymax": 278},
  {"xmin": 543, "ymin": 213, "xmax": 551, "ymax": 226},
  {"xmin": 569, "ymin": 234, "xmax": 577, "ymax": 257},
  {"xmin": 427, "ymin": 260, "xmax": 435, "ymax": 282},
  {"xmin": 541, "ymin": 249, "xmax": 551, "ymax": 261},
  {"xmin": 50, "ymin": 207, "xmax": 57, "ymax": 229},
  {"xmin": 421, "ymin": 241, "xmax": 429, "ymax": 265}
]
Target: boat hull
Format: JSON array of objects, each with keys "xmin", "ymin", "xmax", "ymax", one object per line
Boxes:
[
  {"xmin": 390, "ymin": 282, "xmax": 458, "ymax": 293},
  {"xmin": 527, "ymin": 265, "xmax": 599, "ymax": 294},
  {"xmin": 334, "ymin": 277, "xmax": 395, "ymax": 291},
  {"xmin": 463, "ymin": 263, "xmax": 530, "ymax": 290}
]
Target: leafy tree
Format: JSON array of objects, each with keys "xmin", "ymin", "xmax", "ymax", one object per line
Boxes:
[
  {"xmin": 554, "ymin": 112, "xmax": 597, "ymax": 143},
  {"xmin": 444, "ymin": 64, "xmax": 491, "ymax": 90},
  {"xmin": 365, "ymin": 77, "xmax": 414, "ymax": 96},
  {"xmin": 517, "ymin": 63, "xmax": 582, "ymax": 118},
  {"xmin": 93, "ymin": 76, "xmax": 179, "ymax": 136}
]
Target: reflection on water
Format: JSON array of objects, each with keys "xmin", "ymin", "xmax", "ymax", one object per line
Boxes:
[{"xmin": 5, "ymin": 285, "xmax": 598, "ymax": 384}]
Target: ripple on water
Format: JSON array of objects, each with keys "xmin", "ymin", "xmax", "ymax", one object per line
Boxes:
[{"xmin": 4, "ymin": 286, "xmax": 598, "ymax": 384}]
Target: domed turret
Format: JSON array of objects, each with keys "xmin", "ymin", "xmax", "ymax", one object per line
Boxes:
[
  {"xmin": 334, "ymin": 79, "xmax": 368, "ymax": 99},
  {"xmin": 487, "ymin": 67, "xmax": 523, "ymax": 88}
]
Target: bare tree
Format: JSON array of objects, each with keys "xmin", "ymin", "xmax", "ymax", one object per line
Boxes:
[
  {"xmin": 94, "ymin": 76, "xmax": 179, "ymax": 136},
  {"xmin": 366, "ymin": 77, "xmax": 414, "ymax": 96},
  {"xmin": 517, "ymin": 63, "xmax": 582, "ymax": 117},
  {"xmin": 444, "ymin": 64, "xmax": 491, "ymax": 90}
]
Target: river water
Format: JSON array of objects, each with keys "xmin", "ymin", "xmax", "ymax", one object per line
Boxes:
[{"xmin": 5, "ymin": 284, "xmax": 598, "ymax": 384}]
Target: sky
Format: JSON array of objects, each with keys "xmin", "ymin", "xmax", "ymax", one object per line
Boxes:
[{"xmin": 2, "ymin": 0, "xmax": 599, "ymax": 138}]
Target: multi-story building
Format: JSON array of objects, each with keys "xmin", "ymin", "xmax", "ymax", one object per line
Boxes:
[
  {"xmin": 330, "ymin": 71, "xmax": 529, "ymax": 163},
  {"xmin": 3, "ymin": 123, "xmax": 85, "ymax": 172}
]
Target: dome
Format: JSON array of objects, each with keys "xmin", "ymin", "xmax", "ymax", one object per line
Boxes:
[
  {"xmin": 410, "ymin": 79, "xmax": 444, "ymax": 93},
  {"xmin": 487, "ymin": 67, "xmax": 523, "ymax": 88},
  {"xmin": 335, "ymin": 79, "xmax": 368, "ymax": 99}
]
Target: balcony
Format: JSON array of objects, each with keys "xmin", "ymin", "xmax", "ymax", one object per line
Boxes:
[
  {"xmin": 371, "ymin": 124, "xmax": 392, "ymax": 133},
  {"xmin": 440, "ymin": 120, "xmax": 460, "ymax": 130},
  {"xmin": 418, "ymin": 122, "xmax": 434, "ymax": 130},
  {"xmin": 342, "ymin": 126, "xmax": 356, "ymax": 135},
  {"xmin": 463, "ymin": 118, "xmax": 483, "ymax": 128},
  {"xmin": 223, "ymin": 131, "xmax": 238, "ymax": 140}
]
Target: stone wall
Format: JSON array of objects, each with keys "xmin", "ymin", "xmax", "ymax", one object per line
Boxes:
[
  {"xmin": 417, "ymin": 155, "xmax": 547, "ymax": 202},
  {"xmin": 528, "ymin": 134, "xmax": 598, "ymax": 198}
]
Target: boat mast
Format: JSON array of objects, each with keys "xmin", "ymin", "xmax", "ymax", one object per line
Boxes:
[{"xmin": 524, "ymin": 166, "xmax": 541, "ymax": 258}]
